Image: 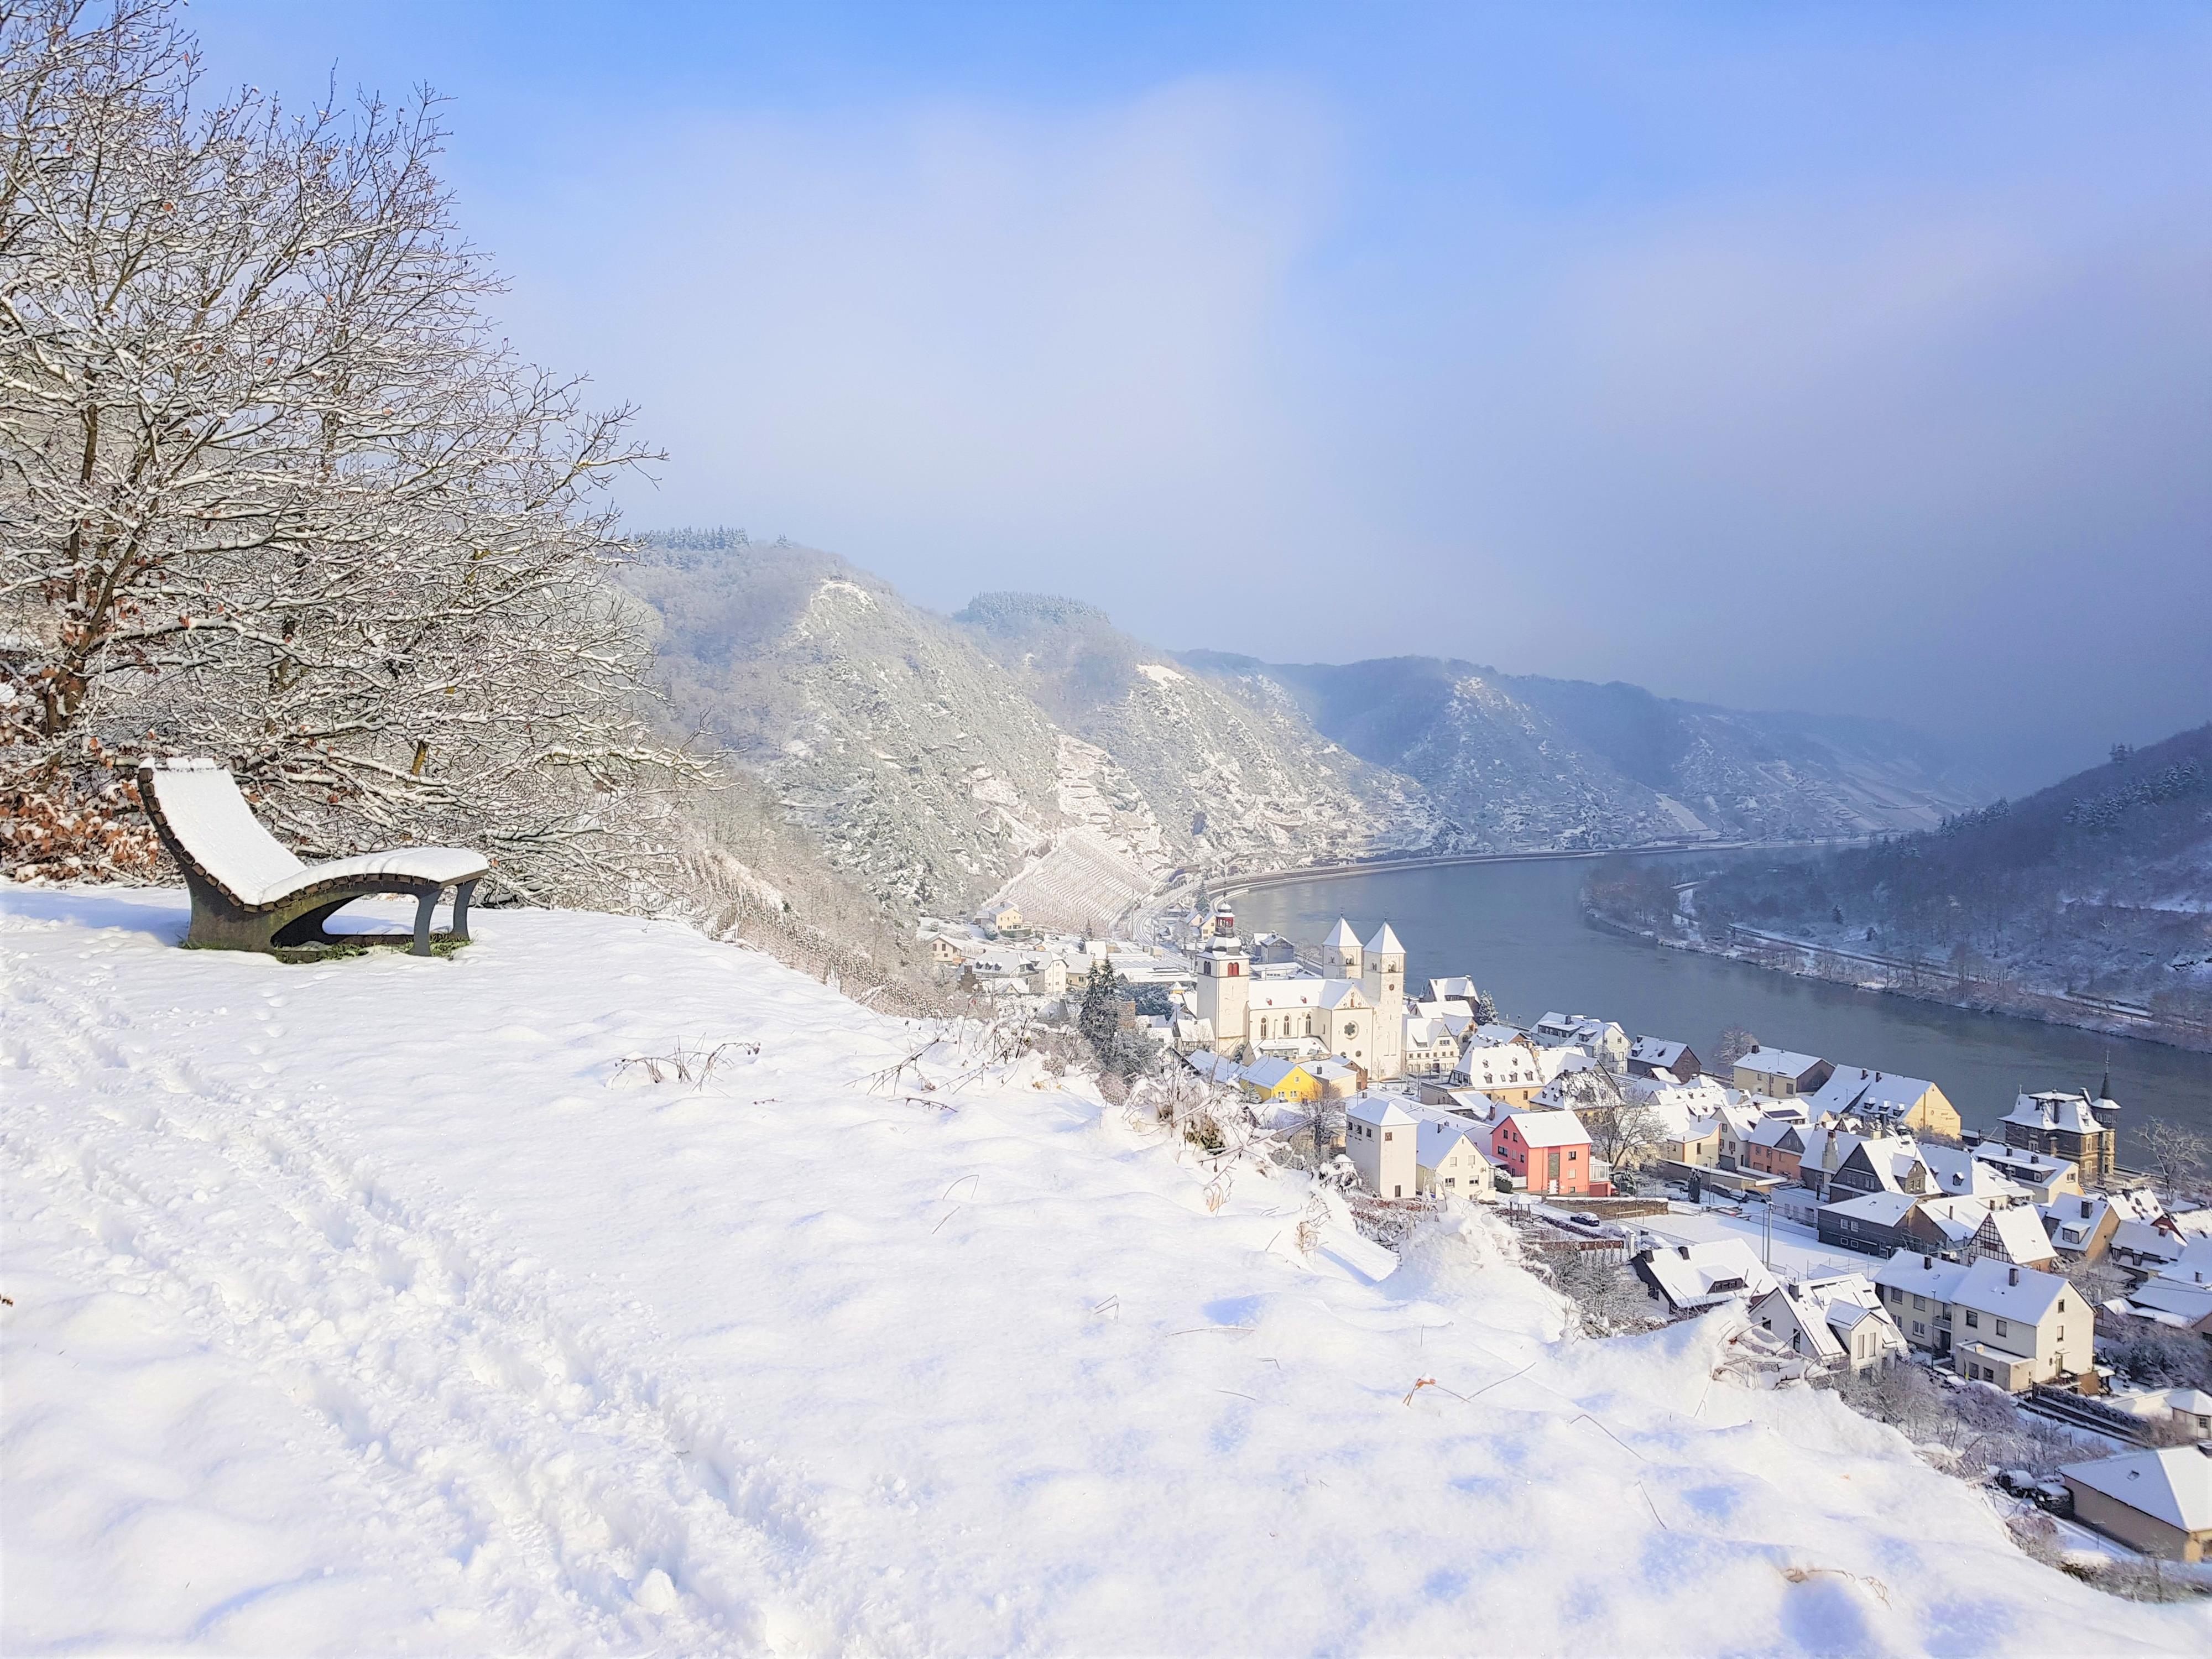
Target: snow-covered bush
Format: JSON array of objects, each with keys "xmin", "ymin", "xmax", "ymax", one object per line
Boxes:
[
  {"xmin": 1835, "ymin": 1363, "xmax": 2080, "ymax": 1481},
  {"xmin": 1393, "ymin": 1207, "xmax": 1536, "ymax": 1300},
  {"xmin": 2102, "ymin": 1327, "xmax": 2212, "ymax": 1393},
  {"xmin": 1549, "ymin": 1250, "xmax": 1668, "ymax": 1337}
]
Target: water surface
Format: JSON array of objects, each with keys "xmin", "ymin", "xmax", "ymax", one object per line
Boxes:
[{"xmin": 1237, "ymin": 855, "xmax": 2211, "ymax": 1161}]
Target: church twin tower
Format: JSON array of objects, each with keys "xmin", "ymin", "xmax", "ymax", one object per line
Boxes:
[{"xmin": 1193, "ymin": 915, "xmax": 1407, "ymax": 1080}]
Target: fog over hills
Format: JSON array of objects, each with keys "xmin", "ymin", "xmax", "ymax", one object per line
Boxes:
[
  {"xmin": 1692, "ymin": 723, "xmax": 2212, "ymax": 1040},
  {"xmin": 1185, "ymin": 651, "xmax": 1987, "ymax": 851},
  {"xmin": 622, "ymin": 534, "xmax": 1991, "ymax": 923}
]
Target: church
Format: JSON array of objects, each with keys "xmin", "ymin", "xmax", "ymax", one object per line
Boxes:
[{"xmin": 1192, "ymin": 913, "xmax": 1408, "ymax": 1081}]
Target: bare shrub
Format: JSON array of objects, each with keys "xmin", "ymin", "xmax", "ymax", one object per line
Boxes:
[{"xmin": 1550, "ymin": 1251, "xmax": 1666, "ymax": 1337}]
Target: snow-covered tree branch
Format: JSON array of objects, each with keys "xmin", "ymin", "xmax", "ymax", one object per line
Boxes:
[{"xmin": 0, "ymin": 0, "xmax": 697, "ymax": 898}]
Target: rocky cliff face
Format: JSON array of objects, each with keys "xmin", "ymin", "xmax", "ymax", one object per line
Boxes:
[
  {"xmin": 623, "ymin": 536, "xmax": 1987, "ymax": 921},
  {"xmin": 624, "ymin": 541, "xmax": 1074, "ymax": 916},
  {"xmin": 951, "ymin": 594, "xmax": 1449, "ymax": 873}
]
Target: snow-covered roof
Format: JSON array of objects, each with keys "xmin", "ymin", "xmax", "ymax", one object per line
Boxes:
[
  {"xmin": 1347, "ymin": 1094, "xmax": 1417, "ymax": 1129},
  {"xmin": 1642, "ymin": 1240, "xmax": 1779, "ymax": 1310},
  {"xmin": 2059, "ymin": 1448, "xmax": 2212, "ymax": 1535},
  {"xmin": 1472, "ymin": 1024, "xmax": 1528, "ymax": 1046},
  {"xmin": 1415, "ymin": 1114, "xmax": 1477, "ymax": 1170},
  {"xmin": 1428, "ymin": 977, "xmax": 1479, "ymax": 1002},
  {"xmin": 2113, "ymin": 1220, "xmax": 2185, "ymax": 1263},
  {"xmin": 1874, "ymin": 1250, "xmax": 1969, "ymax": 1303},
  {"xmin": 1627, "ymin": 1036, "xmax": 1691, "ymax": 1067},
  {"xmin": 1746, "ymin": 1119, "xmax": 1804, "ymax": 1151},
  {"xmin": 1751, "ymin": 1285, "xmax": 1846, "ymax": 1363},
  {"xmin": 2004, "ymin": 1091, "xmax": 2103, "ymax": 1136},
  {"xmin": 1823, "ymin": 1191, "xmax": 1921, "ymax": 1227},
  {"xmin": 1240, "ymin": 1057, "xmax": 1314, "ymax": 1091},
  {"xmin": 1796, "ymin": 1274, "xmax": 1894, "ymax": 1339},
  {"xmin": 1979, "ymin": 1204, "xmax": 2058, "ymax": 1265},
  {"xmin": 2122, "ymin": 1279, "xmax": 2212, "ymax": 1327},
  {"xmin": 1951, "ymin": 1256, "xmax": 2069, "ymax": 1324},
  {"xmin": 1498, "ymin": 1110, "xmax": 1589, "ymax": 1149},
  {"xmin": 1917, "ymin": 1144, "xmax": 2025, "ymax": 1203},
  {"xmin": 1184, "ymin": 1051, "xmax": 1241, "ymax": 1086},
  {"xmin": 1323, "ymin": 917, "xmax": 1361, "ymax": 951},
  {"xmin": 1364, "ymin": 922, "xmax": 1404, "ymax": 957},
  {"xmin": 1914, "ymin": 1196, "xmax": 1987, "ymax": 1244},
  {"xmin": 1807, "ymin": 1067, "xmax": 1937, "ymax": 1120},
  {"xmin": 1735, "ymin": 1046, "xmax": 1826, "ymax": 1079},
  {"xmin": 1971, "ymin": 1141, "xmax": 2073, "ymax": 1179}
]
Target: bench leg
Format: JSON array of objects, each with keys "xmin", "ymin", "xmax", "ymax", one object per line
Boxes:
[
  {"xmin": 412, "ymin": 889, "xmax": 437, "ymax": 956},
  {"xmin": 451, "ymin": 879, "xmax": 477, "ymax": 943}
]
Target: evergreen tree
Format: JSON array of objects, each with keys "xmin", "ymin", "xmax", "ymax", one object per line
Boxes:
[{"xmin": 1078, "ymin": 958, "xmax": 1126, "ymax": 1066}]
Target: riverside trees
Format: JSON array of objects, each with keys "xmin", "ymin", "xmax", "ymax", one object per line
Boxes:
[{"xmin": 1, "ymin": 0, "xmax": 688, "ymax": 898}]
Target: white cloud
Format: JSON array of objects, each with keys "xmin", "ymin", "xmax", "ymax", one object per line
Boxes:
[{"xmin": 482, "ymin": 79, "xmax": 1351, "ymax": 606}]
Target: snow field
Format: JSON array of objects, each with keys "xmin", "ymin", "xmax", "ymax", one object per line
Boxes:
[{"xmin": 3, "ymin": 887, "xmax": 2206, "ymax": 1654}]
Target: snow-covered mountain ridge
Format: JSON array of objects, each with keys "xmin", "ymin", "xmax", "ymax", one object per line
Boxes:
[
  {"xmin": 620, "ymin": 538, "xmax": 1985, "ymax": 923},
  {"xmin": 3, "ymin": 888, "xmax": 2200, "ymax": 1653}
]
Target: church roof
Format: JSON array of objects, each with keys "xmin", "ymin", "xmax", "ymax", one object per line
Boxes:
[
  {"xmin": 1323, "ymin": 917, "xmax": 1361, "ymax": 950},
  {"xmin": 1364, "ymin": 921, "xmax": 1405, "ymax": 956}
]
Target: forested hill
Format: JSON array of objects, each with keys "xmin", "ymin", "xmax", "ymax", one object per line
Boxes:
[
  {"xmin": 1692, "ymin": 723, "xmax": 2212, "ymax": 1042},
  {"xmin": 617, "ymin": 534, "xmax": 1990, "ymax": 923}
]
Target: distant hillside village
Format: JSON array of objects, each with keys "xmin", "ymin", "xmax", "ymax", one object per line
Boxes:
[{"xmin": 924, "ymin": 896, "xmax": 2212, "ymax": 1554}]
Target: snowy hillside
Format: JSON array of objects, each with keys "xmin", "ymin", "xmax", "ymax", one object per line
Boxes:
[{"xmin": 4, "ymin": 890, "xmax": 2200, "ymax": 1655}]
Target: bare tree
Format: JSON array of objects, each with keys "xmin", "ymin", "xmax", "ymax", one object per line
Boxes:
[
  {"xmin": 1585, "ymin": 1100, "xmax": 1663, "ymax": 1175},
  {"xmin": 1, "ymin": 0, "xmax": 693, "ymax": 898},
  {"xmin": 2141, "ymin": 1120, "xmax": 2212, "ymax": 1202},
  {"xmin": 1713, "ymin": 1026, "xmax": 1759, "ymax": 1072}
]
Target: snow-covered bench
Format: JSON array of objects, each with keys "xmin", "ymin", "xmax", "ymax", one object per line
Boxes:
[{"xmin": 138, "ymin": 759, "xmax": 488, "ymax": 956}]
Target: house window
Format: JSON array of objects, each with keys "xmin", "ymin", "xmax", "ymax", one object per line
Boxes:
[
  {"xmin": 1912, "ymin": 1321, "xmax": 1924, "ymax": 1336},
  {"xmin": 1393, "ymin": 1185, "xmax": 1402, "ymax": 1198},
  {"xmin": 1994, "ymin": 1318, "xmax": 2008, "ymax": 1338},
  {"xmin": 1964, "ymin": 1311, "xmax": 1978, "ymax": 1328},
  {"xmin": 1384, "ymin": 1131, "xmax": 1393, "ymax": 1142},
  {"xmin": 1912, "ymin": 1295, "xmax": 1924, "ymax": 1311}
]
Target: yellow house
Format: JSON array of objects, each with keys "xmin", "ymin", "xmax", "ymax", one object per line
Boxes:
[{"xmin": 1238, "ymin": 1057, "xmax": 1324, "ymax": 1104}]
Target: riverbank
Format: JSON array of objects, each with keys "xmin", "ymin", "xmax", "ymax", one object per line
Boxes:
[
  {"xmin": 1237, "ymin": 858, "xmax": 2212, "ymax": 1150},
  {"xmin": 1582, "ymin": 902, "xmax": 2212, "ymax": 1057}
]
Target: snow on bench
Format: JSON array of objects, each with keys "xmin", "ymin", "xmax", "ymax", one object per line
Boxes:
[{"xmin": 138, "ymin": 759, "xmax": 488, "ymax": 956}]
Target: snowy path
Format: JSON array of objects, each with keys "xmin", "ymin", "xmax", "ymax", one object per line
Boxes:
[
  {"xmin": 5, "ymin": 888, "xmax": 2207, "ymax": 1655},
  {"xmin": 3, "ymin": 909, "xmax": 851, "ymax": 1652}
]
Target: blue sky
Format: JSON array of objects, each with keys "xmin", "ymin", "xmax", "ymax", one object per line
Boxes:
[{"xmin": 191, "ymin": 2, "xmax": 2210, "ymax": 787}]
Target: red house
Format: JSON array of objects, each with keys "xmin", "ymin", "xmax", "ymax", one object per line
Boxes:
[{"xmin": 1491, "ymin": 1110, "xmax": 1594, "ymax": 1197}]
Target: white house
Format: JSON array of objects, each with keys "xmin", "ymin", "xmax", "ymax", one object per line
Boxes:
[
  {"xmin": 1871, "ymin": 1251, "xmax": 2091, "ymax": 1390},
  {"xmin": 1749, "ymin": 1274, "xmax": 1907, "ymax": 1372},
  {"xmin": 1532, "ymin": 1012, "xmax": 1629, "ymax": 1071},
  {"xmin": 1415, "ymin": 1113, "xmax": 1495, "ymax": 1201},
  {"xmin": 1346, "ymin": 1094, "xmax": 1418, "ymax": 1199}
]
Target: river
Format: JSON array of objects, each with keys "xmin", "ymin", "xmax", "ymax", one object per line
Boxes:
[{"xmin": 1234, "ymin": 854, "xmax": 2212, "ymax": 1160}]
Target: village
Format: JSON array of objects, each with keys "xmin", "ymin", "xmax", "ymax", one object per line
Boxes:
[{"xmin": 922, "ymin": 896, "xmax": 2212, "ymax": 1568}]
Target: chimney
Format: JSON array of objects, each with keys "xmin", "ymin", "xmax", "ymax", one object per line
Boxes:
[
  {"xmin": 2008, "ymin": 1267, "xmax": 2020, "ymax": 1286},
  {"xmin": 2080, "ymin": 1199, "xmax": 2092, "ymax": 1218},
  {"xmin": 1922, "ymin": 1255, "xmax": 1933, "ymax": 1270}
]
